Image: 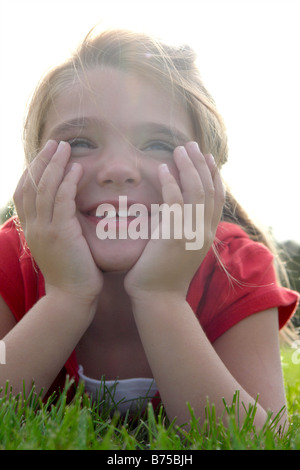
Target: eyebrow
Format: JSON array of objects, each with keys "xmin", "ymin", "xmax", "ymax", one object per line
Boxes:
[
  {"xmin": 48, "ymin": 117, "xmax": 97, "ymax": 138},
  {"xmin": 135, "ymin": 123, "xmax": 190, "ymax": 144},
  {"xmin": 48, "ymin": 117, "xmax": 190, "ymax": 143}
]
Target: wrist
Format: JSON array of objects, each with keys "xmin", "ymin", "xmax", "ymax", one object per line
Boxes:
[
  {"xmin": 130, "ymin": 290, "xmax": 187, "ymax": 311},
  {"xmin": 45, "ymin": 285, "xmax": 99, "ymax": 317}
]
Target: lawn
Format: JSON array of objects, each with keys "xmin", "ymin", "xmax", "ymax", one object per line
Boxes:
[{"xmin": 0, "ymin": 348, "xmax": 299, "ymax": 451}]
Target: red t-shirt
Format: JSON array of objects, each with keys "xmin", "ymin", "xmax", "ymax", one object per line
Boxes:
[{"xmin": 0, "ymin": 217, "xmax": 299, "ymax": 400}]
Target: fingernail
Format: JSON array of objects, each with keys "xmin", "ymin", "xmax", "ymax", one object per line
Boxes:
[
  {"xmin": 188, "ymin": 141, "xmax": 200, "ymax": 151},
  {"xmin": 206, "ymin": 153, "xmax": 216, "ymax": 165},
  {"xmin": 177, "ymin": 146, "xmax": 189, "ymax": 157},
  {"xmin": 159, "ymin": 163, "xmax": 170, "ymax": 173},
  {"xmin": 70, "ymin": 162, "xmax": 80, "ymax": 171},
  {"xmin": 58, "ymin": 140, "xmax": 67, "ymax": 149}
]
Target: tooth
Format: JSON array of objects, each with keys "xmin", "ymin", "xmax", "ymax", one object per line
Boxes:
[
  {"xmin": 118, "ymin": 210, "xmax": 128, "ymax": 218},
  {"xmin": 105, "ymin": 210, "xmax": 116, "ymax": 219}
]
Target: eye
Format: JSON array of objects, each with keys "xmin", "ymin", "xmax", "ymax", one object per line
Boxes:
[
  {"xmin": 142, "ymin": 141, "xmax": 175, "ymax": 154},
  {"xmin": 68, "ymin": 138, "xmax": 93, "ymax": 149},
  {"xmin": 68, "ymin": 138, "xmax": 96, "ymax": 156}
]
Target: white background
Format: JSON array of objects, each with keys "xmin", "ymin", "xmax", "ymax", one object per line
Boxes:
[{"xmin": 0, "ymin": 0, "xmax": 299, "ymax": 242}]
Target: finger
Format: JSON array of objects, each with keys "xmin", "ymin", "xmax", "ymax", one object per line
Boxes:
[
  {"xmin": 175, "ymin": 143, "xmax": 224, "ymax": 245},
  {"xmin": 173, "ymin": 144, "xmax": 204, "ymax": 205},
  {"xmin": 187, "ymin": 144, "xmax": 221, "ymax": 227},
  {"xmin": 173, "ymin": 143, "xmax": 216, "ymax": 232},
  {"xmin": 13, "ymin": 168, "xmax": 29, "ymax": 229},
  {"xmin": 202, "ymin": 153, "xmax": 225, "ymax": 228},
  {"xmin": 156, "ymin": 164, "xmax": 185, "ymax": 240},
  {"xmin": 28, "ymin": 140, "xmax": 59, "ymax": 188},
  {"xmin": 211, "ymin": 166, "xmax": 226, "ymax": 230},
  {"xmin": 35, "ymin": 141, "xmax": 73, "ymax": 223},
  {"xmin": 185, "ymin": 142, "xmax": 215, "ymax": 204},
  {"xmin": 51, "ymin": 162, "xmax": 83, "ymax": 226},
  {"xmin": 22, "ymin": 140, "xmax": 58, "ymax": 222},
  {"xmin": 158, "ymin": 163, "xmax": 184, "ymax": 206}
]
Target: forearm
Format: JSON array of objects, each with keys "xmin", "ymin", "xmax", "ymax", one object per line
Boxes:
[
  {"xmin": 0, "ymin": 291, "xmax": 96, "ymax": 398},
  {"xmin": 132, "ymin": 294, "xmax": 271, "ymax": 427}
]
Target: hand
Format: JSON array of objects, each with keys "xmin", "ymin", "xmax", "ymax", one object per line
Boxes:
[
  {"xmin": 13, "ymin": 140, "xmax": 103, "ymax": 303},
  {"xmin": 124, "ymin": 141, "xmax": 225, "ymax": 300}
]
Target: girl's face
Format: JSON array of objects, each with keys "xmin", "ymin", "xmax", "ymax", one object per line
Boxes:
[{"xmin": 41, "ymin": 67, "xmax": 194, "ymax": 272}]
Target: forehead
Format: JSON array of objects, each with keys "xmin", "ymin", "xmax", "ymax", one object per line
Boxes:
[{"xmin": 43, "ymin": 67, "xmax": 194, "ymax": 139}]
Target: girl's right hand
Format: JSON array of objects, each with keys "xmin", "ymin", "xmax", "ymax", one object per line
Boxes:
[{"xmin": 13, "ymin": 140, "xmax": 103, "ymax": 304}]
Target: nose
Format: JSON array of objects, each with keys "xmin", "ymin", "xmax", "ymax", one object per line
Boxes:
[{"xmin": 96, "ymin": 146, "xmax": 141, "ymax": 188}]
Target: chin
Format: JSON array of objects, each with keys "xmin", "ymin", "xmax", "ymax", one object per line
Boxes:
[{"xmin": 90, "ymin": 238, "xmax": 147, "ymax": 273}]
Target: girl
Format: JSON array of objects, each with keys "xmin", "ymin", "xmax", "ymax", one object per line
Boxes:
[{"xmin": 0, "ymin": 28, "xmax": 298, "ymax": 428}]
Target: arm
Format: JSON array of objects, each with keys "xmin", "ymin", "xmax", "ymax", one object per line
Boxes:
[
  {"xmin": 0, "ymin": 292, "xmax": 95, "ymax": 397},
  {"xmin": 0, "ymin": 140, "xmax": 102, "ymax": 397},
  {"xmin": 131, "ymin": 297, "xmax": 286, "ymax": 428},
  {"xmin": 125, "ymin": 142, "xmax": 286, "ymax": 428}
]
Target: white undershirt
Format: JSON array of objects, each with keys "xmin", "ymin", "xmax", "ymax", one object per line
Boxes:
[{"xmin": 78, "ymin": 365, "xmax": 158, "ymax": 415}]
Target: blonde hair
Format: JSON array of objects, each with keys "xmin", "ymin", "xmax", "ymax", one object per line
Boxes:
[
  {"xmin": 21, "ymin": 28, "xmax": 279, "ymax": 254},
  {"xmin": 23, "ymin": 28, "xmax": 228, "ymax": 167},
  {"xmin": 22, "ymin": 28, "xmax": 297, "ymax": 338}
]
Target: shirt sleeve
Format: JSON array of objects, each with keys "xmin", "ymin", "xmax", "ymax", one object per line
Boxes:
[
  {"xmin": 0, "ymin": 218, "xmax": 26, "ymax": 318},
  {"xmin": 0, "ymin": 217, "xmax": 44, "ymax": 321},
  {"xmin": 0, "ymin": 218, "xmax": 77, "ymax": 394},
  {"xmin": 187, "ymin": 222, "xmax": 300, "ymax": 343}
]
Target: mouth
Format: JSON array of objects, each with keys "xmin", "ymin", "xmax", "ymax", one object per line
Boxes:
[
  {"xmin": 82, "ymin": 198, "xmax": 151, "ymax": 226},
  {"xmin": 88, "ymin": 208, "xmax": 142, "ymax": 220}
]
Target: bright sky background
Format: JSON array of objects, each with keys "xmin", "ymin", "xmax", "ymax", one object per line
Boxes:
[{"xmin": 0, "ymin": 0, "xmax": 299, "ymax": 242}]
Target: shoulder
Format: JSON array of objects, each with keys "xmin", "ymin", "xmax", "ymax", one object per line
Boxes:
[
  {"xmin": 0, "ymin": 216, "xmax": 25, "ymax": 274},
  {"xmin": 214, "ymin": 221, "xmax": 275, "ymax": 282},
  {"xmin": 215, "ymin": 220, "xmax": 271, "ymax": 253},
  {"xmin": 0, "ymin": 216, "xmax": 32, "ymax": 276},
  {"xmin": 0, "ymin": 216, "xmax": 23, "ymax": 246},
  {"xmin": 0, "ymin": 217, "xmax": 44, "ymax": 321},
  {"xmin": 188, "ymin": 221, "xmax": 274, "ymax": 304},
  {"xmin": 187, "ymin": 222, "xmax": 299, "ymax": 342}
]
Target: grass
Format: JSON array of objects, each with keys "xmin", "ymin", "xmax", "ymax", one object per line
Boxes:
[{"xmin": 0, "ymin": 349, "xmax": 299, "ymax": 450}]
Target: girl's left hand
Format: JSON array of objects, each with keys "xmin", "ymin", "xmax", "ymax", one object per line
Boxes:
[{"xmin": 124, "ymin": 141, "xmax": 225, "ymax": 301}]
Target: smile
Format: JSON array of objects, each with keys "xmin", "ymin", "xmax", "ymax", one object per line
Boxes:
[{"xmin": 90, "ymin": 196, "xmax": 205, "ymax": 250}]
